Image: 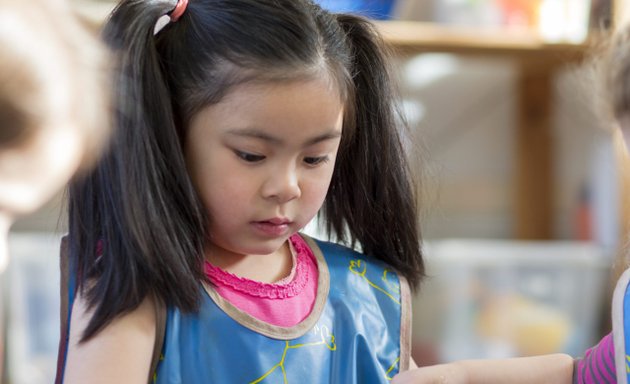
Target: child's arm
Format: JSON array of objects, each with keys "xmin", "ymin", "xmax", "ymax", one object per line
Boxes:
[
  {"xmin": 574, "ymin": 332, "xmax": 616, "ymax": 383},
  {"xmin": 62, "ymin": 291, "xmax": 157, "ymax": 384},
  {"xmin": 392, "ymin": 354, "xmax": 574, "ymax": 384}
]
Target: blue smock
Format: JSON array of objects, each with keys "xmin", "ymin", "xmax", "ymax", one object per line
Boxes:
[
  {"xmin": 153, "ymin": 235, "xmax": 411, "ymax": 383},
  {"xmin": 56, "ymin": 235, "xmax": 412, "ymax": 383}
]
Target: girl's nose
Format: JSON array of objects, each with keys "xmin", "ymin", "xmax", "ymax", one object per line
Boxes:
[{"xmin": 262, "ymin": 167, "xmax": 301, "ymax": 203}]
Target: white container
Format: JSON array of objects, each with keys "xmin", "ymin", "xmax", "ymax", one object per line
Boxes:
[
  {"xmin": 412, "ymin": 239, "xmax": 610, "ymax": 362},
  {"xmin": 538, "ymin": 0, "xmax": 592, "ymax": 43},
  {"xmin": 5, "ymin": 232, "xmax": 63, "ymax": 384}
]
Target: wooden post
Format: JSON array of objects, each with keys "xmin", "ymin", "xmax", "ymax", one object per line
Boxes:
[{"xmin": 515, "ymin": 63, "xmax": 554, "ymax": 239}]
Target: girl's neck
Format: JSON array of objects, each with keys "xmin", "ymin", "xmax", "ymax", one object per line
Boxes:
[{"xmin": 205, "ymin": 240, "xmax": 293, "ymax": 284}]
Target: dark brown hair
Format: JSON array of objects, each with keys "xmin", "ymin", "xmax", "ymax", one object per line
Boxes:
[
  {"xmin": 606, "ymin": 25, "xmax": 630, "ymax": 121},
  {"xmin": 69, "ymin": 0, "xmax": 424, "ymax": 340}
]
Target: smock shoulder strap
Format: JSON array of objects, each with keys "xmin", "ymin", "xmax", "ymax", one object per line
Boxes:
[
  {"xmin": 149, "ymin": 295, "xmax": 167, "ymax": 383},
  {"xmin": 55, "ymin": 235, "xmax": 71, "ymax": 384}
]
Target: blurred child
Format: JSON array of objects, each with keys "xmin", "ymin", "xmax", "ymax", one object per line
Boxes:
[
  {"xmin": 0, "ymin": 0, "xmax": 109, "ymax": 380},
  {"xmin": 0, "ymin": 0, "xmax": 109, "ymax": 270}
]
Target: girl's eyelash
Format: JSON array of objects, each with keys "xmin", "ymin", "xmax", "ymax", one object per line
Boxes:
[
  {"xmin": 234, "ymin": 150, "xmax": 328, "ymax": 165},
  {"xmin": 235, "ymin": 150, "xmax": 265, "ymax": 163},
  {"xmin": 304, "ymin": 155, "xmax": 329, "ymax": 166}
]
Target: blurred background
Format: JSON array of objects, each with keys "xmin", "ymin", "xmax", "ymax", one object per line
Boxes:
[{"xmin": 5, "ymin": 0, "xmax": 628, "ymax": 382}]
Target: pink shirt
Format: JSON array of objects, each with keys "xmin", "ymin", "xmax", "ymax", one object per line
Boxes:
[
  {"xmin": 204, "ymin": 234, "xmax": 319, "ymax": 327},
  {"xmin": 574, "ymin": 332, "xmax": 616, "ymax": 383}
]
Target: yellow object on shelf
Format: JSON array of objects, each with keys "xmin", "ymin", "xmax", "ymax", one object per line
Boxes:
[{"xmin": 476, "ymin": 294, "xmax": 571, "ymax": 356}]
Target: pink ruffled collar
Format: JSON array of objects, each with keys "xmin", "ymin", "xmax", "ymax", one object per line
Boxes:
[{"xmin": 204, "ymin": 234, "xmax": 311, "ymax": 299}]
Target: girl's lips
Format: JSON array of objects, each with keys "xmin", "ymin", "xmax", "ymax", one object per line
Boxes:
[
  {"xmin": 252, "ymin": 220, "xmax": 291, "ymax": 236},
  {"xmin": 265, "ymin": 217, "xmax": 291, "ymax": 225}
]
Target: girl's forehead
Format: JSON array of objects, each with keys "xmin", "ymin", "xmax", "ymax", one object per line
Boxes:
[
  {"xmin": 182, "ymin": 61, "xmax": 350, "ymax": 122},
  {"xmin": 220, "ymin": 71, "xmax": 345, "ymax": 102},
  {"xmin": 206, "ymin": 79, "xmax": 343, "ymax": 117},
  {"xmin": 188, "ymin": 77, "xmax": 344, "ymax": 141}
]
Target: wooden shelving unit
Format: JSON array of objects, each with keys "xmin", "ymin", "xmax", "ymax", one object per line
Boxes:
[
  {"xmin": 376, "ymin": 21, "xmax": 591, "ymax": 59},
  {"xmin": 376, "ymin": 20, "xmax": 599, "ymax": 240}
]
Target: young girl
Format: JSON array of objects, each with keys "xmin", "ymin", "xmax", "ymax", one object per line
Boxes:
[
  {"xmin": 58, "ymin": 0, "xmax": 424, "ymax": 383},
  {"xmin": 393, "ymin": 20, "xmax": 630, "ymax": 384}
]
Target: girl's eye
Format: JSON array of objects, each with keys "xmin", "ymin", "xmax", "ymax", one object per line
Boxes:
[
  {"xmin": 235, "ymin": 151, "xmax": 265, "ymax": 163},
  {"xmin": 304, "ymin": 156, "xmax": 329, "ymax": 166}
]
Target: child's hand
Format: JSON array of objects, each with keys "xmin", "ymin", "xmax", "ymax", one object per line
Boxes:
[{"xmin": 391, "ymin": 363, "xmax": 467, "ymax": 384}]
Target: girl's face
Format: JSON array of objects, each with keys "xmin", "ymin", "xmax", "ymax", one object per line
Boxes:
[{"xmin": 185, "ymin": 78, "xmax": 344, "ymax": 262}]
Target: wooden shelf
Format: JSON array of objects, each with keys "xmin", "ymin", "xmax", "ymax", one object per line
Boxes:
[
  {"xmin": 375, "ymin": 21, "xmax": 596, "ymax": 64},
  {"xmin": 373, "ymin": 21, "xmax": 601, "ymax": 239}
]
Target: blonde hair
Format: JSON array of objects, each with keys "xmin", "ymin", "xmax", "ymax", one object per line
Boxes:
[
  {"xmin": 0, "ymin": 0, "xmax": 110, "ymax": 167},
  {"xmin": 604, "ymin": 25, "xmax": 630, "ymax": 122}
]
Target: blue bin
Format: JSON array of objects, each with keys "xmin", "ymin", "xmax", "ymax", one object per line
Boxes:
[{"xmin": 315, "ymin": 0, "xmax": 396, "ymax": 20}]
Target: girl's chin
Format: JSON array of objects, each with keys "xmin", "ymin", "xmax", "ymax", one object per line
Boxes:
[
  {"xmin": 212, "ymin": 236, "xmax": 292, "ymax": 258},
  {"xmin": 244, "ymin": 238, "xmax": 291, "ymax": 256}
]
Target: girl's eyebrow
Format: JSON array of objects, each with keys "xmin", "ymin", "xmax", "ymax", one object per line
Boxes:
[
  {"xmin": 225, "ymin": 128, "xmax": 342, "ymax": 147},
  {"xmin": 303, "ymin": 131, "xmax": 342, "ymax": 147}
]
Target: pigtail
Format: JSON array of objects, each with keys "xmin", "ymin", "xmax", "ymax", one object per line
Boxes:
[
  {"xmin": 607, "ymin": 26, "xmax": 630, "ymax": 120},
  {"xmin": 68, "ymin": 0, "xmax": 206, "ymax": 340},
  {"xmin": 324, "ymin": 14, "xmax": 424, "ymax": 290}
]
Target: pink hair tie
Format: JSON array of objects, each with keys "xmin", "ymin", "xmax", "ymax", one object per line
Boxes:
[
  {"xmin": 170, "ymin": 0, "xmax": 188, "ymax": 22},
  {"xmin": 153, "ymin": 0, "xmax": 188, "ymax": 35}
]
